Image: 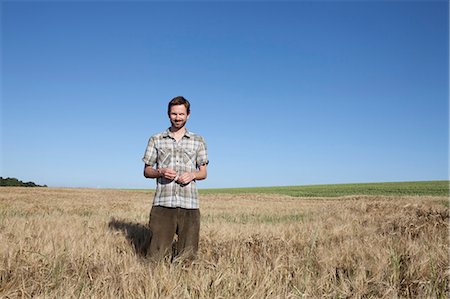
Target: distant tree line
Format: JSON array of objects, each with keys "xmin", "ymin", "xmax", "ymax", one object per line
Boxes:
[{"xmin": 0, "ymin": 177, "xmax": 47, "ymax": 187}]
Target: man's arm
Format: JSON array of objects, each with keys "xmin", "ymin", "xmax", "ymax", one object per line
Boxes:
[
  {"xmin": 144, "ymin": 165, "xmax": 177, "ymax": 180},
  {"xmin": 143, "ymin": 165, "xmax": 160, "ymax": 179},
  {"xmin": 176, "ymin": 164, "xmax": 207, "ymax": 184},
  {"xmin": 195, "ymin": 164, "xmax": 208, "ymax": 181}
]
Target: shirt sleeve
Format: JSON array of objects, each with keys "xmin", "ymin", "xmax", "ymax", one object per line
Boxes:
[
  {"xmin": 196, "ymin": 137, "xmax": 209, "ymax": 167},
  {"xmin": 142, "ymin": 136, "xmax": 157, "ymax": 166}
]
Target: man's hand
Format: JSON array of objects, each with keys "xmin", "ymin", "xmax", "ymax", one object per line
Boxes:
[
  {"xmin": 176, "ymin": 172, "xmax": 196, "ymax": 184},
  {"xmin": 158, "ymin": 168, "xmax": 177, "ymax": 180}
]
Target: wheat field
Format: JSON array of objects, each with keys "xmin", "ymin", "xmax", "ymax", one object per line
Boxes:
[{"xmin": 0, "ymin": 187, "xmax": 448, "ymax": 298}]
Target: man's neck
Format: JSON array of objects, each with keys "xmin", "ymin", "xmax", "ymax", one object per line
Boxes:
[{"xmin": 170, "ymin": 126, "xmax": 186, "ymax": 141}]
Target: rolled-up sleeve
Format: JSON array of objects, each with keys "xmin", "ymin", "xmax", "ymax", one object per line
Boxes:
[
  {"xmin": 142, "ymin": 137, "xmax": 157, "ymax": 166},
  {"xmin": 196, "ymin": 137, "xmax": 209, "ymax": 167}
]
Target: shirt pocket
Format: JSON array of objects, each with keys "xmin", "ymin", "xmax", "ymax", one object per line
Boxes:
[
  {"xmin": 157, "ymin": 147, "xmax": 172, "ymax": 168},
  {"xmin": 182, "ymin": 149, "xmax": 196, "ymax": 171}
]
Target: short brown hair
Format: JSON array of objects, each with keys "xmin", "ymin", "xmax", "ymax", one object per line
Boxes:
[{"xmin": 168, "ymin": 96, "xmax": 190, "ymax": 115}]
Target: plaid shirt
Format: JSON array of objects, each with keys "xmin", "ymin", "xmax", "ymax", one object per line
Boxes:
[{"xmin": 142, "ymin": 128, "xmax": 208, "ymax": 209}]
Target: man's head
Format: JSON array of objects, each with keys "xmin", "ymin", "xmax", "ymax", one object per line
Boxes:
[
  {"xmin": 168, "ymin": 96, "xmax": 190, "ymax": 116},
  {"xmin": 168, "ymin": 96, "xmax": 190, "ymax": 130}
]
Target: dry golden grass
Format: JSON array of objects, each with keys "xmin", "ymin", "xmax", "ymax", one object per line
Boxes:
[{"xmin": 0, "ymin": 187, "xmax": 448, "ymax": 298}]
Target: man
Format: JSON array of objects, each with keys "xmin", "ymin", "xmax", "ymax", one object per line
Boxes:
[{"xmin": 142, "ymin": 96, "xmax": 208, "ymax": 261}]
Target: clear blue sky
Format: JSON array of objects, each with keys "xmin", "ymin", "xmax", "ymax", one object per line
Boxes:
[{"xmin": 1, "ymin": 1, "xmax": 448, "ymax": 189}]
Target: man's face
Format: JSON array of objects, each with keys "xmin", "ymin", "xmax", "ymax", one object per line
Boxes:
[{"xmin": 169, "ymin": 104, "xmax": 189, "ymax": 129}]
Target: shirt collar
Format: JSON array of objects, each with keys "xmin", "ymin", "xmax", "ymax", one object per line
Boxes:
[{"xmin": 163, "ymin": 128, "xmax": 191, "ymax": 139}]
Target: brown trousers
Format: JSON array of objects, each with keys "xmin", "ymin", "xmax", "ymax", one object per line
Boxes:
[{"xmin": 148, "ymin": 206, "xmax": 200, "ymax": 260}]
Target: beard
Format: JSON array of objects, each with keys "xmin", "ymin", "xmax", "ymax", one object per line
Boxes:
[{"xmin": 170, "ymin": 119, "xmax": 187, "ymax": 129}]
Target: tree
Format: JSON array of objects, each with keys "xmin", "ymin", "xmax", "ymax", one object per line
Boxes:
[{"xmin": 0, "ymin": 177, "xmax": 47, "ymax": 187}]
